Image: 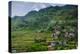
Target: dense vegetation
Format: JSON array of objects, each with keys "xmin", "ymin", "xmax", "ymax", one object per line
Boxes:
[{"xmin": 10, "ymin": 5, "xmax": 78, "ymax": 53}]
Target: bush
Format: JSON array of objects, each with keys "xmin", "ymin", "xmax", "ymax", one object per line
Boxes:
[{"xmin": 27, "ymin": 43, "xmax": 48, "ymax": 52}]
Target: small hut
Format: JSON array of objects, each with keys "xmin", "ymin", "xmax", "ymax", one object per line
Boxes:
[
  {"xmin": 58, "ymin": 41, "xmax": 67, "ymax": 46},
  {"xmin": 48, "ymin": 41, "xmax": 58, "ymax": 47},
  {"xmin": 51, "ymin": 28, "xmax": 61, "ymax": 39}
]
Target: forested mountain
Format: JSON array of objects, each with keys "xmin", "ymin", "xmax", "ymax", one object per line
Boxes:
[{"xmin": 11, "ymin": 5, "xmax": 78, "ymax": 32}]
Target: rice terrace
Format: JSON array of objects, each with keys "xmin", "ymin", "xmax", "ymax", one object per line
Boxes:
[{"xmin": 9, "ymin": 1, "xmax": 78, "ymax": 53}]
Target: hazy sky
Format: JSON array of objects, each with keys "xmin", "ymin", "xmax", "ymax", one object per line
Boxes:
[{"xmin": 11, "ymin": 1, "xmax": 65, "ymax": 17}]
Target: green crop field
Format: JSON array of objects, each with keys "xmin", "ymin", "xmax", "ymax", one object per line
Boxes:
[{"xmin": 11, "ymin": 30, "xmax": 52, "ymax": 52}]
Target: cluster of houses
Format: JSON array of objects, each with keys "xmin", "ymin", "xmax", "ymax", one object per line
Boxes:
[{"xmin": 48, "ymin": 25, "xmax": 76, "ymax": 49}]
